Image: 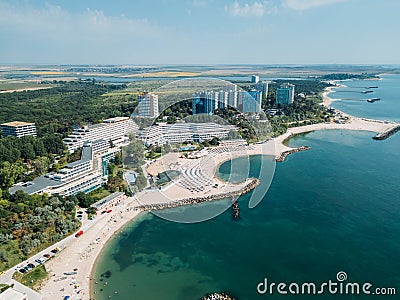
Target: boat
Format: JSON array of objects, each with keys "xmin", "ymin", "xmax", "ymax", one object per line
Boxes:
[
  {"xmin": 361, "ymin": 90, "xmax": 373, "ymax": 94},
  {"xmin": 367, "ymin": 98, "xmax": 380, "ymax": 103},
  {"xmin": 64, "ymin": 271, "xmax": 78, "ymax": 275}
]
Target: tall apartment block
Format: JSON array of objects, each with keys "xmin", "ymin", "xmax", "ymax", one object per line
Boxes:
[
  {"xmin": 137, "ymin": 92, "xmax": 159, "ymax": 118},
  {"xmin": 276, "ymin": 83, "xmax": 295, "ymax": 106}
]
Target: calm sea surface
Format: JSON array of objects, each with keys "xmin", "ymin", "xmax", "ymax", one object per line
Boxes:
[{"xmin": 92, "ymin": 75, "xmax": 400, "ymax": 299}]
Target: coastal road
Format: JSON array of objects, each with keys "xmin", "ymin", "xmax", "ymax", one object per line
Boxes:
[{"xmin": 0, "ymin": 209, "xmax": 116, "ymax": 299}]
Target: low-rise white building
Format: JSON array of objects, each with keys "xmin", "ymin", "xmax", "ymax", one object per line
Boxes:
[
  {"xmin": 138, "ymin": 122, "xmax": 237, "ymax": 146},
  {"xmin": 91, "ymin": 192, "xmax": 127, "ymax": 214},
  {"xmin": 0, "ymin": 287, "xmax": 28, "ymax": 300}
]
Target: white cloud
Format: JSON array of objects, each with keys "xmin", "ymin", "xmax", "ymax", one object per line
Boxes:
[
  {"xmin": 192, "ymin": 0, "xmax": 208, "ymax": 7},
  {"xmin": 0, "ymin": 1, "xmax": 162, "ymax": 39},
  {"xmin": 0, "ymin": 1, "xmax": 173, "ymax": 63},
  {"xmin": 282, "ymin": 0, "xmax": 348, "ymax": 10},
  {"xmin": 225, "ymin": 1, "xmax": 277, "ymax": 17}
]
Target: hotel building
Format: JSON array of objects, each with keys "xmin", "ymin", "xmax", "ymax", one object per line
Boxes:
[
  {"xmin": 0, "ymin": 121, "xmax": 37, "ymax": 138},
  {"xmin": 138, "ymin": 122, "xmax": 236, "ymax": 146},
  {"xmin": 10, "ymin": 140, "xmax": 120, "ymax": 196},
  {"xmin": 276, "ymin": 83, "xmax": 295, "ymax": 106},
  {"xmin": 137, "ymin": 92, "xmax": 159, "ymax": 118},
  {"xmin": 63, "ymin": 117, "xmax": 138, "ymax": 152}
]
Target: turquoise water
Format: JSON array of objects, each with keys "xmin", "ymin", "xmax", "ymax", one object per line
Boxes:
[
  {"xmin": 92, "ymin": 76, "xmax": 400, "ymax": 300},
  {"xmin": 329, "ymin": 74, "xmax": 400, "ymax": 122}
]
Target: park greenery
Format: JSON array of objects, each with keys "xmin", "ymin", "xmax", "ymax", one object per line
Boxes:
[
  {"xmin": 320, "ymin": 73, "xmax": 379, "ymax": 80},
  {"xmin": 13, "ymin": 264, "xmax": 48, "ymax": 290},
  {"xmin": 0, "ymin": 80, "xmax": 134, "ymax": 131},
  {"xmin": 0, "ymin": 191, "xmax": 80, "ymax": 271}
]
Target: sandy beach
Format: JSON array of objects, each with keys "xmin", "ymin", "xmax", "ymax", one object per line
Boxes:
[{"xmin": 37, "ymin": 89, "xmax": 400, "ymax": 300}]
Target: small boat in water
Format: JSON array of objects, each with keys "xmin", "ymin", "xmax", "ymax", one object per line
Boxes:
[{"xmin": 367, "ymin": 98, "xmax": 380, "ymax": 103}]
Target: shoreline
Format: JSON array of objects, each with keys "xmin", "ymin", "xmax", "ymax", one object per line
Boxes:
[{"xmin": 39, "ymin": 86, "xmax": 400, "ymax": 300}]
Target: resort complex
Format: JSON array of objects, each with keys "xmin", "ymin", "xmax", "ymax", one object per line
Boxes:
[
  {"xmin": 1, "ymin": 67, "xmax": 400, "ymax": 300},
  {"xmin": 62, "ymin": 117, "xmax": 138, "ymax": 152}
]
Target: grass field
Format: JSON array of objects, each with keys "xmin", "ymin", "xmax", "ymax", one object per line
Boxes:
[
  {"xmin": 13, "ymin": 265, "xmax": 48, "ymax": 290},
  {"xmin": 0, "ymin": 82, "xmax": 55, "ymax": 92},
  {"xmin": 30, "ymin": 71, "xmax": 69, "ymax": 75},
  {"xmin": 132, "ymin": 71, "xmax": 200, "ymax": 78}
]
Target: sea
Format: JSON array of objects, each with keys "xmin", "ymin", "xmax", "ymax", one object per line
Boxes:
[{"xmin": 91, "ymin": 75, "xmax": 400, "ymax": 300}]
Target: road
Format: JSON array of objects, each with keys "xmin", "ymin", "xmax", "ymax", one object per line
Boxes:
[{"xmin": 0, "ymin": 209, "xmax": 114, "ymax": 299}]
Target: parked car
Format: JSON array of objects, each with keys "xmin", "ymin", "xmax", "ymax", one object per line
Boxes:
[
  {"xmin": 35, "ymin": 257, "xmax": 46, "ymax": 264},
  {"xmin": 51, "ymin": 247, "xmax": 60, "ymax": 254},
  {"xmin": 27, "ymin": 263, "xmax": 35, "ymax": 269},
  {"xmin": 43, "ymin": 254, "xmax": 51, "ymax": 258},
  {"xmin": 19, "ymin": 268, "xmax": 27, "ymax": 274}
]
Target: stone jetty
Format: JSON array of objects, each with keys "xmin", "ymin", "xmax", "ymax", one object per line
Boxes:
[
  {"xmin": 135, "ymin": 178, "xmax": 260, "ymax": 212},
  {"xmin": 201, "ymin": 293, "xmax": 236, "ymax": 300},
  {"xmin": 373, "ymin": 125, "xmax": 400, "ymax": 140},
  {"xmin": 275, "ymin": 146, "xmax": 311, "ymax": 162}
]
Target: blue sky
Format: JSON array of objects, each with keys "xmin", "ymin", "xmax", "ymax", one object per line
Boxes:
[{"xmin": 0, "ymin": 0, "xmax": 399, "ymax": 64}]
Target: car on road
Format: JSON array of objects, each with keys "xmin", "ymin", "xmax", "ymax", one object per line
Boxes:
[
  {"xmin": 24, "ymin": 266, "xmax": 32, "ymax": 272},
  {"xmin": 107, "ymin": 210, "xmax": 112, "ymax": 213},
  {"xmin": 75, "ymin": 230, "xmax": 84, "ymax": 238},
  {"xmin": 35, "ymin": 257, "xmax": 46, "ymax": 264},
  {"xmin": 43, "ymin": 253, "xmax": 51, "ymax": 258},
  {"xmin": 27, "ymin": 263, "xmax": 35, "ymax": 269},
  {"xmin": 51, "ymin": 247, "xmax": 60, "ymax": 254},
  {"xmin": 19, "ymin": 268, "xmax": 27, "ymax": 274}
]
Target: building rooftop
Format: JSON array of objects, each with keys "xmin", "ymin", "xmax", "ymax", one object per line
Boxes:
[
  {"xmin": 9, "ymin": 175, "xmax": 64, "ymax": 195},
  {"xmin": 104, "ymin": 116, "xmax": 130, "ymax": 123},
  {"xmin": 1, "ymin": 121, "xmax": 34, "ymax": 127},
  {"xmin": 0, "ymin": 288, "xmax": 27, "ymax": 300},
  {"xmin": 66, "ymin": 144, "xmax": 93, "ymax": 168},
  {"xmin": 91, "ymin": 192, "xmax": 124, "ymax": 209}
]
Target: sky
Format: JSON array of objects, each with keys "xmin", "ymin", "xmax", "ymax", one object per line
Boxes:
[{"xmin": 0, "ymin": 0, "xmax": 399, "ymax": 65}]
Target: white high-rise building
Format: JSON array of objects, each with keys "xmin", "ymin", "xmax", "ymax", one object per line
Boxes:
[
  {"xmin": 276, "ymin": 83, "xmax": 295, "ymax": 106},
  {"xmin": 138, "ymin": 92, "xmax": 159, "ymax": 118},
  {"xmin": 227, "ymin": 90, "xmax": 237, "ymax": 108},
  {"xmin": 254, "ymin": 81, "xmax": 269, "ymax": 98},
  {"xmin": 218, "ymin": 91, "xmax": 228, "ymax": 109},
  {"xmin": 63, "ymin": 117, "xmax": 138, "ymax": 152}
]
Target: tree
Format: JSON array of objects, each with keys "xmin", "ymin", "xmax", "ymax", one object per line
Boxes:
[
  {"xmin": 135, "ymin": 174, "xmax": 147, "ymax": 191},
  {"xmin": 122, "ymin": 136, "xmax": 145, "ymax": 169},
  {"xmin": 76, "ymin": 192, "xmax": 94, "ymax": 208}
]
